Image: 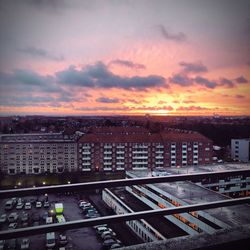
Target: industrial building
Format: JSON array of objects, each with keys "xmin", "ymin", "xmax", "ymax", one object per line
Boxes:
[{"xmin": 102, "ymin": 164, "xmax": 250, "ymax": 243}]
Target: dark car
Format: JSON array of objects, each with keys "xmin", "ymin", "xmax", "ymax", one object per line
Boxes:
[
  {"xmin": 7, "ymin": 239, "xmax": 17, "ymax": 250},
  {"xmin": 103, "ymin": 239, "xmax": 117, "ymax": 249}
]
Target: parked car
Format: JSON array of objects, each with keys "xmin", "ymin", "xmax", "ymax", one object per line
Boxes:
[
  {"xmin": 43, "ymin": 201, "xmax": 50, "ymax": 208},
  {"xmin": 0, "ymin": 240, "xmax": 5, "ymax": 250},
  {"xmin": 101, "ymin": 230, "xmax": 116, "ymax": 239},
  {"xmin": 20, "ymin": 238, "xmax": 30, "ymax": 250},
  {"xmin": 110, "ymin": 243, "xmax": 123, "ymax": 249},
  {"xmin": 5, "ymin": 200, "xmax": 14, "ymax": 210},
  {"xmin": 59, "ymin": 234, "xmax": 68, "ymax": 246},
  {"xmin": 21, "ymin": 212, "xmax": 29, "ymax": 223},
  {"xmin": 8, "ymin": 212, "xmax": 18, "ymax": 222},
  {"xmin": 35, "ymin": 201, "xmax": 42, "ymax": 208},
  {"xmin": 16, "ymin": 202, "xmax": 24, "ymax": 210},
  {"xmin": 8, "ymin": 222, "xmax": 18, "ymax": 229},
  {"xmin": 103, "ymin": 239, "xmax": 117, "ymax": 249},
  {"xmin": 97, "ymin": 226, "xmax": 116, "ymax": 236},
  {"xmin": 24, "ymin": 202, "xmax": 31, "ymax": 210},
  {"xmin": 7, "ymin": 239, "xmax": 17, "ymax": 250},
  {"xmin": 46, "ymin": 232, "xmax": 56, "ymax": 249},
  {"xmin": 0, "ymin": 214, "xmax": 7, "ymax": 223}
]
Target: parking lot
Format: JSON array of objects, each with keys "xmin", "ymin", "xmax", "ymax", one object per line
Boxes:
[{"xmin": 0, "ymin": 192, "xmax": 128, "ymax": 249}]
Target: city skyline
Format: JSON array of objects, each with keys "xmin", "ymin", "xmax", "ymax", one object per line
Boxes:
[{"xmin": 0, "ymin": 0, "xmax": 250, "ymax": 116}]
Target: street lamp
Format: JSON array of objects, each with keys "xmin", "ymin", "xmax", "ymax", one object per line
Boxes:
[
  {"xmin": 67, "ymin": 181, "xmax": 71, "ymax": 184},
  {"xmin": 42, "ymin": 181, "xmax": 46, "ymax": 185},
  {"xmin": 17, "ymin": 182, "xmax": 21, "ymax": 186}
]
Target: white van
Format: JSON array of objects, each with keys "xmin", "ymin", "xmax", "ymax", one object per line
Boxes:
[{"xmin": 46, "ymin": 232, "xmax": 56, "ymax": 248}]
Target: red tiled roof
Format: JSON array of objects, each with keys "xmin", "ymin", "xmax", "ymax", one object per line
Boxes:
[
  {"xmin": 79, "ymin": 127, "xmax": 212, "ymax": 144},
  {"xmin": 90, "ymin": 126, "xmax": 149, "ymax": 135}
]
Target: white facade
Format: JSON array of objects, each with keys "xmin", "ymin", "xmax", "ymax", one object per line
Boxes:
[
  {"xmin": 0, "ymin": 133, "xmax": 77, "ymax": 174},
  {"xmin": 231, "ymin": 139, "xmax": 250, "ymax": 162}
]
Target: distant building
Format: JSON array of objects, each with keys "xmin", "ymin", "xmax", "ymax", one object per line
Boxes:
[
  {"xmin": 78, "ymin": 127, "xmax": 213, "ymax": 172},
  {"xmin": 0, "ymin": 133, "xmax": 77, "ymax": 174},
  {"xmin": 231, "ymin": 138, "xmax": 250, "ymax": 162}
]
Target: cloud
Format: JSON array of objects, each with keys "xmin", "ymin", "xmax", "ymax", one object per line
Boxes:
[
  {"xmin": 176, "ymin": 106, "xmax": 210, "ymax": 111},
  {"xmin": 131, "ymin": 105, "xmax": 173, "ymax": 111},
  {"xmin": 219, "ymin": 78, "xmax": 234, "ymax": 88},
  {"xmin": 235, "ymin": 94, "xmax": 245, "ymax": 99},
  {"xmin": 157, "ymin": 25, "xmax": 187, "ymax": 42},
  {"xmin": 235, "ymin": 76, "xmax": 249, "ymax": 84},
  {"xmin": 18, "ymin": 46, "xmax": 64, "ymax": 61},
  {"xmin": 179, "ymin": 61, "xmax": 207, "ymax": 73},
  {"xmin": 169, "ymin": 74, "xmax": 192, "ymax": 86},
  {"xmin": 183, "ymin": 100, "xmax": 196, "ymax": 104},
  {"xmin": 56, "ymin": 61, "xmax": 167, "ymax": 90},
  {"xmin": 96, "ymin": 97, "xmax": 120, "ymax": 103},
  {"xmin": 75, "ymin": 106, "xmax": 130, "ymax": 111},
  {"xmin": 194, "ymin": 76, "xmax": 217, "ymax": 89},
  {"xmin": 109, "ymin": 59, "xmax": 146, "ymax": 69}
]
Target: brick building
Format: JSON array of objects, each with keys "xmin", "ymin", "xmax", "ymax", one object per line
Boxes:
[{"xmin": 78, "ymin": 128, "xmax": 213, "ymax": 172}]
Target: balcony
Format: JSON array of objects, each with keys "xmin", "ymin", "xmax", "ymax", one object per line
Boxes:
[
  {"xmin": 155, "ymin": 161, "xmax": 163, "ymax": 165},
  {"xmin": 104, "ymin": 156, "xmax": 112, "ymax": 160},
  {"xmin": 82, "ymin": 151, "xmax": 91, "ymax": 155},
  {"xmin": 116, "ymin": 162, "xmax": 125, "ymax": 165},
  {"xmin": 116, "ymin": 151, "xmax": 125, "ymax": 154},
  {"xmin": 104, "ymin": 145, "xmax": 112, "ymax": 149},
  {"xmin": 82, "ymin": 162, "xmax": 91, "ymax": 166},
  {"xmin": 155, "ymin": 151, "xmax": 164, "ymax": 154},
  {"xmin": 82, "ymin": 157, "xmax": 91, "ymax": 160},
  {"xmin": 132, "ymin": 161, "xmax": 148, "ymax": 165},
  {"xmin": 116, "ymin": 156, "xmax": 124, "ymax": 160},
  {"xmin": 132, "ymin": 156, "xmax": 148, "ymax": 160},
  {"xmin": 103, "ymin": 162, "xmax": 112, "ymax": 165},
  {"xmin": 104, "ymin": 151, "xmax": 112, "ymax": 154},
  {"xmin": 155, "ymin": 156, "xmax": 163, "ymax": 159},
  {"xmin": 132, "ymin": 151, "xmax": 148, "ymax": 154},
  {"xmin": 103, "ymin": 167, "xmax": 112, "ymax": 171}
]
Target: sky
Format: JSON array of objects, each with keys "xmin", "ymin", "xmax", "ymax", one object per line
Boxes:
[{"xmin": 0, "ymin": 0, "xmax": 249, "ymax": 116}]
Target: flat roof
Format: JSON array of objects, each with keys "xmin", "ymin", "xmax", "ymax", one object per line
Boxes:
[
  {"xmin": 111, "ymin": 187, "xmax": 187, "ymax": 239},
  {"xmin": 127, "ymin": 164, "xmax": 250, "ymax": 228}
]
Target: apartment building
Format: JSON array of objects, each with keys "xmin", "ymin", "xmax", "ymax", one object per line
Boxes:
[
  {"xmin": 0, "ymin": 133, "xmax": 77, "ymax": 174},
  {"xmin": 78, "ymin": 128, "xmax": 213, "ymax": 172},
  {"xmin": 231, "ymin": 138, "xmax": 250, "ymax": 162}
]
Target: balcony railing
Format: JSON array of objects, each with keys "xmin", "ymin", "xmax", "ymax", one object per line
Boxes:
[{"xmin": 0, "ymin": 169, "xmax": 249, "ymax": 240}]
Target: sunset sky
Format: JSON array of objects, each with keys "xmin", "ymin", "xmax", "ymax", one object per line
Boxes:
[{"xmin": 0, "ymin": 0, "xmax": 249, "ymax": 116}]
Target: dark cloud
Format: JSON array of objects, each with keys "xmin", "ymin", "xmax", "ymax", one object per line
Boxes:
[
  {"xmin": 179, "ymin": 61, "xmax": 207, "ymax": 73},
  {"xmin": 219, "ymin": 78, "xmax": 234, "ymax": 88},
  {"xmin": 109, "ymin": 59, "xmax": 146, "ymax": 69},
  {"xmin": 96, "ymin": 97, "xmax": 120, "ymax": 103},
  {"xmin": 235, "ymin": 94, "xmax": 245, "ymax": 99},
  {"xmin": 75, "ymin": 106, "xmax": 130, "ymax": 111},
  {"xmin": 176, "ymin": 106, "xmax": 210, "ymax": 111},
  {"xmin": 194, "ymin": 76, "xmax": 217, "ymax": 89},
  {"xmin": 157, "ymin": 25, "xmax": 187, "ymax": 42},
  {"xmin": 18, "ymin": 46, "xmax": 64, "ymax": 61},
  {"xmin": 131, "ymin": 105, "xmax": 173, "ymax": 111},
  {"xmin": 56, "ymin": 62, "xmax": 166, "ymax": 90},
  {"xmin": 235, "ymin": 76, "xmax": 249, "ymax": 84},
  {"xmin": 183, "ymin": 100, "xmax": 196, "ymax": 104},
  {"xmin": 169, "ymin": 74, "xmax": 192, "ymax": 86}
]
